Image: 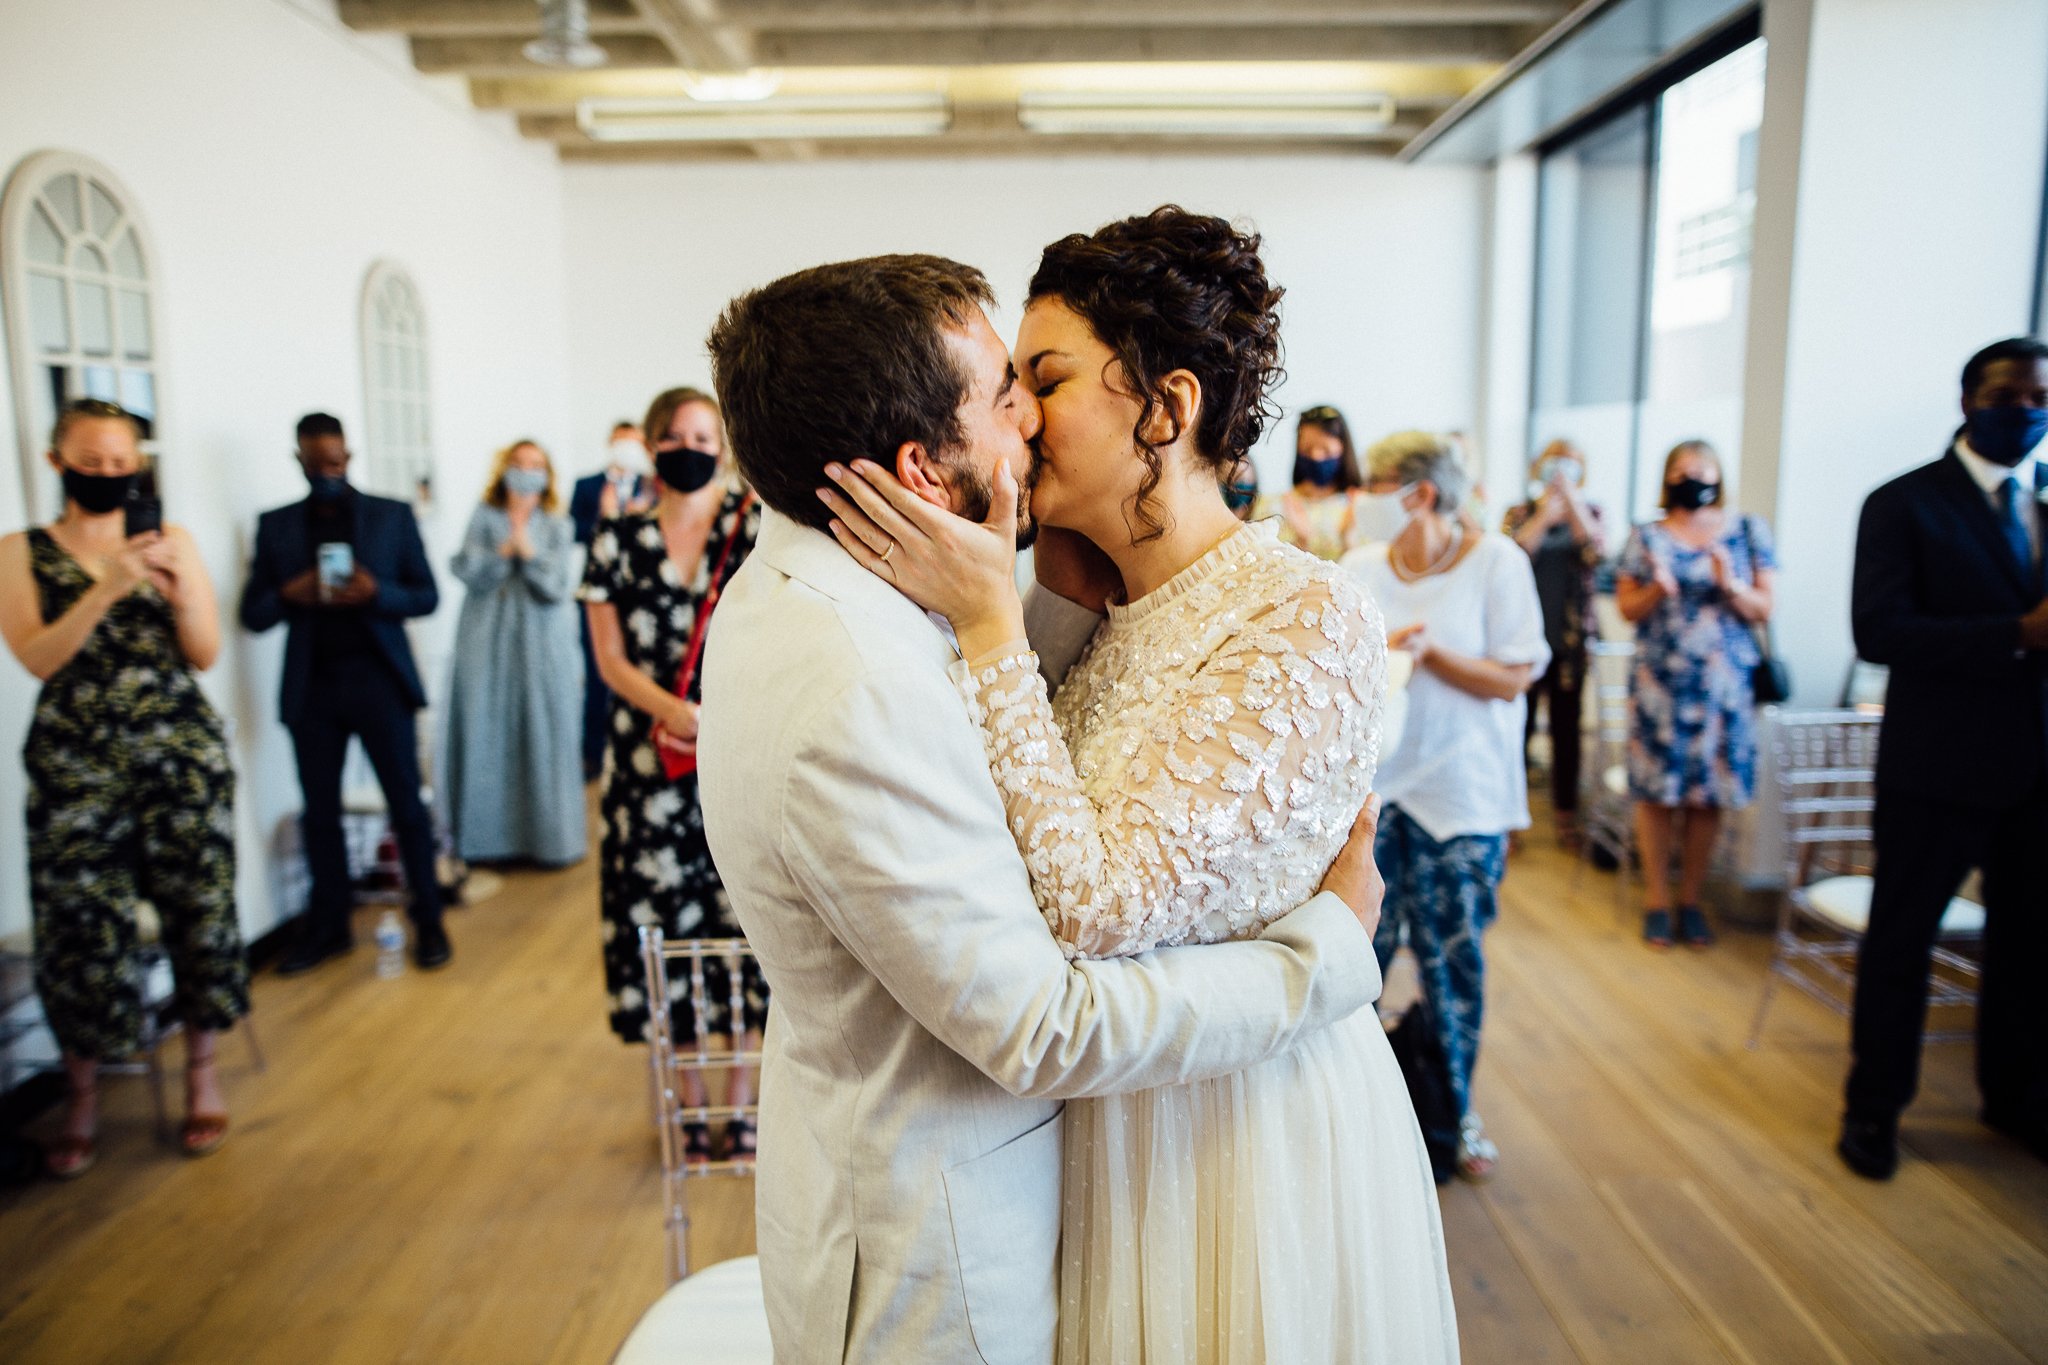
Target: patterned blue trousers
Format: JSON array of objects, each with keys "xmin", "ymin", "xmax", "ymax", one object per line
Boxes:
[{"xmin": 1373, "ymin": 804, "xmax": 1508, "ymax": 1122}]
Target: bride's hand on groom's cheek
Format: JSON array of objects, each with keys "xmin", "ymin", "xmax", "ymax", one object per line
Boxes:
[
  {"xmin": 1318, "ymin": 794, "xmax": 1385, "ymax": 941},
  {"xmin": 821, "ymin": 459, "xmax": 1027, "ymax": 661}
]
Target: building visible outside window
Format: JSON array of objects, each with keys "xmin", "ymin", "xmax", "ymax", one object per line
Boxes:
[
  {"xmin": 359, "ymin": 262, "xmax": 434, "ymax": 506},
  {"xmin": 1529, "ymin": 38, "xmax": 1767, "ymax": 523},
  {"xmin": 1, "ymin": 152, "xmax": 162, "ymax": 515}
]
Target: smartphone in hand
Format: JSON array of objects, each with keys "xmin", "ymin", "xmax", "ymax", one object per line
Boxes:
[
  {"xmin": 124, "ymin": 470, "xmax": 162, "ymax": 538},
  {"xmin": 317, "ymin": 542, "xmax": 355, "ymax": 598}
]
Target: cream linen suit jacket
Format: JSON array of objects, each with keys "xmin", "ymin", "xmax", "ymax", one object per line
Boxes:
[{"xmin": 698, "ymin": 512, "xmax": 1382, "ymax": 1365}]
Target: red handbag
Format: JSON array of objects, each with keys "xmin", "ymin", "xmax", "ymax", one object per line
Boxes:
[{"xmin": 654, "ymin": 493, "xmax": 753, "ymax": 780}]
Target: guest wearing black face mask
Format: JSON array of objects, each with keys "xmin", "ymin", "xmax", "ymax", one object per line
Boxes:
[
  {"xmin": 1615, "ymin": 440, "xmax": 1777, "ymax": 951},
  {"xmin": 1837, "ymin": 337, "xmax": 2048, "ymax": 1181},
  {"xmin": 0, "ymin": 399, "xmax": 246, "ymax": 1177},
  {"xmin": 577, "ymin": 386, "xmax": 765, "ymax": 1161},
  {"xmin": 1218, "ymin": 453, "xmax": 1260, "ymax": 521},
  {"xmin": 1256, "ymin": 404, "xmax": 1365, "ymax": 560},
  {"xmin": 240, "ymin": 412, "xmax": 449, "ymax": 974}
]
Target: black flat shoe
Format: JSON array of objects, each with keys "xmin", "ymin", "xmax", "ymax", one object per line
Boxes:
[
  {"xmin": 724, "ymin": 1118, "xmax": 758, "ymax": 1162},
  {"xmin": 1677, "ymin": 906, "xmax": 1717, "ymax": 948},
  {"xmin": 1838, "ymin": 1114, "xmax": 1899, "ymax": 1181},
  {"xmin": 412, "ymin": 921, "xmax": 453, "ymax": 971},
  {"xmin": 682, "ymin": 1121, "xmax": 715, "ymax": 1166},
  {"xmin": 276, "ymin": 930, "xmax": 354, "ymax": 977}
]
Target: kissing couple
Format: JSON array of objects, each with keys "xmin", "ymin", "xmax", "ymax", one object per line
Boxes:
[{"xmin": 698, "ymin": 206, "xmax": 1458, "ymax": 1364}]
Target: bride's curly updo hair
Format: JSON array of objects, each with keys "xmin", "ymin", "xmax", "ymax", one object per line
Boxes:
[{"xmin": 1028, "ymin": 205, "xmax": 1285, "ymax": 542}]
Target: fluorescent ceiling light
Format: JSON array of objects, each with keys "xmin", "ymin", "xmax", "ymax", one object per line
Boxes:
[
  {"xmin": 1018, "ymin": 91, "xmax": 1395, "ymax": 138},
  {"xmin": 578, "ymin": 94, "xmax": 952, "ymax": 142},
  {"xmin": 678, "ymin": 70, "xmax": 785, "ymax": 103}
]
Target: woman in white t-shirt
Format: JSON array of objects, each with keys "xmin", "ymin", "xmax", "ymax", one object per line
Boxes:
[{"xmin": 1343, "ymin": 430, "xmax": 1550, "ymax": 1183}]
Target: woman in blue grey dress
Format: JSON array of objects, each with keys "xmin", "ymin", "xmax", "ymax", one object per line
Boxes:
[
  {"xmin": 443, "ymin": 439, "xmax": 587, "ymax": 867},
  {"xmin": 1616, "ymin": 440, "xmax": 1778, "ymax": 950}
]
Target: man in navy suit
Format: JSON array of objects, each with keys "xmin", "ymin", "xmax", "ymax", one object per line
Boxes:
[
  {"xmin": 1842, "ymin": 337, "xmax": 2048, "ymax": 1178},
  {"xmin": 568, "ymin": 420, "xmax": 652, "ymax": 778},
  {"xmin": 241, "ymin": 413, "xmax": 451, "ymax": 974}
]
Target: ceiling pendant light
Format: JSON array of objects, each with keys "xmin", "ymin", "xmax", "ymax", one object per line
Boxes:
[{"xmin": 524, "ymin": 0, "xmax": 607, "ymax": 70}]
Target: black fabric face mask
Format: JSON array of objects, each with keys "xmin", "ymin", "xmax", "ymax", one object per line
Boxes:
[
  {"xmin": 1666, "ymin": 477, "xmax": 1721, "ymax": 511},
  {"xmin": 655, "ymin": 445, "xmax": 719, "ymax": 493},
  {"xmin": 61, "ymin": 467, "xmax": 136, "ymax": 515}
]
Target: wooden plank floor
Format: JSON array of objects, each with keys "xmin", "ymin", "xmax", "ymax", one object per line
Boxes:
[{"xmin": 3, "ymin": 811, "xmax": 2044, "ymax": 1363}]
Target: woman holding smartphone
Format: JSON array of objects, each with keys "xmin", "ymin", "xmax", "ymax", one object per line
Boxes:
[{"xmin": 0, "ymin": 399, "xmax": 248, "ymax": 1179}]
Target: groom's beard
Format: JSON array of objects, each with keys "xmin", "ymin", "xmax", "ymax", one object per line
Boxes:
[{"xmin": 946, "ymin": 450, "xmax": 1040, "ymax": 550}]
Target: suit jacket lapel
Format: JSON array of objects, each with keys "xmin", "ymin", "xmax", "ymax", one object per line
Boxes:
[
  {"xmin": 1933, "ymin": 450, "xmax": 2033, "ymax": 599},
  {"xmin": 2036, "ymin": 463, "xmax": 2048, "ymax": 594}
]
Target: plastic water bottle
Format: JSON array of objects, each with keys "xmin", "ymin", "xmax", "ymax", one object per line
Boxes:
[{"xmin": 374, "ymin": 911, "xmax": 406, "ymax": 979}]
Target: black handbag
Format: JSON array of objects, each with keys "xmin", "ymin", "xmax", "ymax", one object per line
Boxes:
[
  {"xmin": 1739, "ymin": 515, "xmax": 1790, "ymax": 704},
  {"xmin": 1386, "ymin": 994, "xmax": 1459, "ymax": 1186}
]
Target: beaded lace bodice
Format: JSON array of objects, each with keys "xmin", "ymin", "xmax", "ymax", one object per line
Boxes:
[{"xmin": 954, "ymin": 523, "xmax": 1387, "ymax": 960}]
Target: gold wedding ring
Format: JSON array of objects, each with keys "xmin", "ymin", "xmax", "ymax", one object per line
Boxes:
[{"xmin": 878, "ymin": 541, "xmax": 896, "ymax": 563}]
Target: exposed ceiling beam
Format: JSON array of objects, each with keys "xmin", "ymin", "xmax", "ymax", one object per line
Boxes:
[
  {"xmin": 721, "ymin": 0, "xmax": 1563, "ymax": 30},
  {"xmin": 337, "ymin": 0, "xmax": 650, "ymax": 35},
  {"xmin": 470, "ymin": 72, "xmax": 1469, "ymax": 114},
  {"xmin": 628, "ymin": 0, "xmax": 755, "ymax": 71},
  {"xmin": 752, "ymin": 24, "xmax": 1525, "ymax": 65},
  {"xmin": 411, "ymin": 33, "xmax": 679, "ymax": 72},
  {"xmin": 418, "ymin": 24, "xmax": 1526, "ymax": 72}
]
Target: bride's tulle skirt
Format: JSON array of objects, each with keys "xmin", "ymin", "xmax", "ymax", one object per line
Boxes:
[{"xmin": 1056, "ymin": 1009, "xmax": 1459, "ymax": 1363}]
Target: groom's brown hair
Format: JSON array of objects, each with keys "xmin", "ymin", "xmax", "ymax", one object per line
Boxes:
[{"xmin": 709, "ymin": 254, "xmax": 994, "ymax": 534}]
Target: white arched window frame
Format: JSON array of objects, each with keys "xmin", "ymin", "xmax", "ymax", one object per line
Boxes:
[
  {"xmin": 359, "ymin": 262, "xmax": 434, "ymax": 505},
  {"xmin": 0, "ymin": 151, "xmax": 165, "ymax": 515}
]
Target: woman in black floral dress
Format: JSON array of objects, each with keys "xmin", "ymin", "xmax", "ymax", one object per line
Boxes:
[
  {"xmin": 0, "ymin": 400, "xmax": 247, "ymax": 1179},
  {"xmin": 579, "ymin": 387, "xmax": 765, "ymax": 1159}
]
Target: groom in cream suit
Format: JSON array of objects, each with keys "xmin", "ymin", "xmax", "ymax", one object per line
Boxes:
[{"xmin": 699, "ymin": 255, "xmax": 1386, "ymax": 1364}]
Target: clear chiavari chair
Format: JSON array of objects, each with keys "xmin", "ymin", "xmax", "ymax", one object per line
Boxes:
[
  {"xmin": 639, "ymin": 927, "xmax": 762, "ymax": 1284},
  {"xmin": 1746, "ymin": 709, "xmax": 1982, "ymax": 1048}
]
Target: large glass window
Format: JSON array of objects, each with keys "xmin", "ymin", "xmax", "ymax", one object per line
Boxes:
[
  {"xmin": 1530, "ymin": 37, "xmax": 1766, "ymax": 525},
  {"xmin": 1, "ymin": 152, "xmax": 163, "ymax": 516}
]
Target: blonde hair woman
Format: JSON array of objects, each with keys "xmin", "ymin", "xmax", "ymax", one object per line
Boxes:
[
  {"xmin": 578, "ymin": 386, "xmax": 766, "ymax": 1162},
  {"xmin": 443, "ymin": 439, "xmax": 587, "ymax": 866},
  {"xmin": 1615, "ymin": 440, "xmax": 1777, "ymax": 949}
]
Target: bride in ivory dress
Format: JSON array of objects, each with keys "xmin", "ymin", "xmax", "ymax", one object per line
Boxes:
[{"xmin": 820, "ymin": 207, "xmax": 1457, "ymax": 1363}]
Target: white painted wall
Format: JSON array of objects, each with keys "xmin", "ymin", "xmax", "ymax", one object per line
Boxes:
[
  {"xmin": 1740, "ymin": 0, "xmax": 2048, "ymax": 703},
  {"xmin": 0, "ymin": 0, "xmax": 573, "ymax": 943},
  {"xmin": 559, "ymin": 156, "xmax": 1488, "ymax": 493}
]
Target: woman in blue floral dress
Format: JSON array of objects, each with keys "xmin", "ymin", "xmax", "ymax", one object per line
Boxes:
[{"xmin": 1616, "ymin": 441, "xmax": 1778, "ymax": 949}]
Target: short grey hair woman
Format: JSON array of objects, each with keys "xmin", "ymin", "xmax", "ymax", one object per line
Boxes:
[{"xmin": 1343, "ymin": 429, "xmax": 1551, "ymax": 1181}]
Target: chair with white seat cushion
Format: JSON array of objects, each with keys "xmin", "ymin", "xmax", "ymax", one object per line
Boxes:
[
  {"xmin": 1746, "ymin": 711, "xmax": 1982, "ymax": 1048},
  {"xmin": 612, "ymin": 1253, "xmax": 772, "ymax": 1365}
]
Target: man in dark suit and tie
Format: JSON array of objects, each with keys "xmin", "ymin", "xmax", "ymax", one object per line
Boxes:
[
  {"xmin": 241, "ymin": 412, "xmax": 452, "ymax": 974},
  {"xmin": 568, "ymin": 420, "xmax": 652, "ymax": 778},
  {"xmin": 1842, "ymin": 336, "xmax": 2048, "ymax": 1178}
]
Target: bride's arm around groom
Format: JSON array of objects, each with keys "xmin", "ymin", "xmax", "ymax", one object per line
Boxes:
[{"xmin": 698, "ymin": 510, "xmax": 1382, "ymax": 1365}]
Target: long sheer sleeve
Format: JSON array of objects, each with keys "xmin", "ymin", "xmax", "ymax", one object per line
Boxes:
[{"xmin": 952, "ymin": 573, "xmax": 1385, "ymax": 961}]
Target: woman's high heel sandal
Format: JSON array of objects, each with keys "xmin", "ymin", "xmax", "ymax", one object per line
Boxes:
[
  {"xmin": 47, "ymin": 1079, "xmax": 98, "ymax": 1179},
  {"xmin": 181, "ymin": 1062, "xmax": 229, "ymax": 1158}
]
